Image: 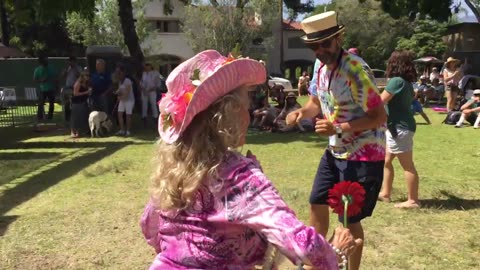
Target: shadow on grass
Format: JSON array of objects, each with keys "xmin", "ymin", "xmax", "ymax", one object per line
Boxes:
[
  {"xmin": 0, "ymin": 151, "xmax": 60, "ymax": 160},
  {"xmin": 0, "ymin": 140, "xmax": 133, "ymax": 236},
  {"xmin": 420, "ymin": 190, "xmax": 480, "ymax": 211},
  {"xmin": 246, "ymin": 130, "xmax": 328, "ymax": 146}
]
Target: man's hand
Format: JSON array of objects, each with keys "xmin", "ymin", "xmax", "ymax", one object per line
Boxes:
[
  {"xmin": 463, "ymin": 109, "xmax": 471, "ymax": 114},
  {"xmin": 315, "ymin": 119, "xmax": 336, "ymax": 136},
  {"xmin": 286, "ymin": 109, "xmax": 304, "ymax": 126}
]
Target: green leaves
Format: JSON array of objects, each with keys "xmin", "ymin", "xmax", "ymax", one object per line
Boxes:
[{"xmin": 396, "ymin": 20, "xmax": 448, "ymax": 58}]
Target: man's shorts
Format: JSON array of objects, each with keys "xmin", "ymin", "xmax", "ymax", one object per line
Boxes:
[
  {"xmin": 309, "ymin": 150, "xmax": 384, "ymax": 224},
  {"xmin": 118, "ymin": 100, "xmax": 135, "ymax": 115}
]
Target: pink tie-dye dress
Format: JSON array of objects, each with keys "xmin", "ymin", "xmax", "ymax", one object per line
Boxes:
[{"xmin": 140, "ymin": 152, "xmax": 338, "ymax": 270}]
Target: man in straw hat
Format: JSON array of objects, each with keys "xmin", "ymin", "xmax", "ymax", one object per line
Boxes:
[{"xmin": 286, "ymin": 11, "xmax": 387, "ymax": 270}]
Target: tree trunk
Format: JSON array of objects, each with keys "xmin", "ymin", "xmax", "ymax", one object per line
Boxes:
[
  {"xmin": 464, "ymin": 0, "xmax": 480, "ymax": 22},
  {"xmin": 0, "ymin": 0, "xmax": 9, "ymax": 46},
  {"xmin": 117, "ymin": 0, "xmax": 144, "ymax": 77}
]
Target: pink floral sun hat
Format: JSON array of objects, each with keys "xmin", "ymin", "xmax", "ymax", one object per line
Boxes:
[{"xmin": 158, "ymin": 50, "xmax": 266, "ymax": 144}]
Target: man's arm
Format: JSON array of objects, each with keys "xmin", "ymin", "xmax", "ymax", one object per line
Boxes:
[{"xmin": 460, "ymin": 100, "xmax": 474, "ymax": 111}]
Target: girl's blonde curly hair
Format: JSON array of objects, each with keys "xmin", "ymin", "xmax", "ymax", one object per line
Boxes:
[{"xmin": 150, "ymin": 86, "xmax": 250, "ymax": 210}]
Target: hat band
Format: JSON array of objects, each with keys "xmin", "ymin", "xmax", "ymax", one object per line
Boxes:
[{"xmin": 306, "ymin": 25, "xmax": 341, "ymax": 40}]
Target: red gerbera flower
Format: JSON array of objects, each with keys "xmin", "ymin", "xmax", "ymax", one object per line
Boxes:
[{"xmin": 327, "ymin": 181, "xmax": 366, "ymax": 217}]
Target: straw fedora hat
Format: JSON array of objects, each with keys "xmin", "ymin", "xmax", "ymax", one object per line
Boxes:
[
  {"xmin": 446, "ymin": 57, "xmax": 460, "ymax": 65},
  {"xmin": 158, "ymin": 50, "xmax": 266, "ymax": 144},
  {"xmin": 300, "ymin": 11, "xmax": 345, "ymax": 43}
]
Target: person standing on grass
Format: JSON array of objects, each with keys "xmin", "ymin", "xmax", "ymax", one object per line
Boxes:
[
  {"xmin": 140, "ymin": 63, "xmax": 160, "ymax": 127},
  {"xmin": 378, "ymin": 50, "xmax": 421, "ymax": 209},
  {"xmin": 298, "ymin": 71, "xmax": 310, "ymax": 96},
  {"xmin": 114, "ymin": 64, "xmax": 134, "ymax": 136},
  {"xmin": 90, "ymin": 59, "xmax": 112, "ymax": 113},
  {"xmin": 33, "ymin": 56, "xmax": 57, "ymax": 121},
  {"xmin": 61, "ymin": 56, "xmax": 82, "ymax": 126},
  {"xmin": 286, "ymin": 11, "xmax": 387, "ymax": 270},
  {"xmin": 70, "ymin": 71, "xmax": 92, "ymax": 138},
  {"xmin": 443, "ymin": 57, "xmax": 463, "ymax": 112}
]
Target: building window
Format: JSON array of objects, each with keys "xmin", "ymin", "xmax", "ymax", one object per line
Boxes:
[
  {"xmin": 155, "ymin": 20, "xmax": 181, "ymax": 33},
  {"xmin": 288, "ymin": 37, "xmax": 306, "ymax": 49}
]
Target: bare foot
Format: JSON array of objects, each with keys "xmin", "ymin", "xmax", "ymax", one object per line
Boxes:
[
  {"xmin": 394, "ymin": 201, "xmax": 420, "ymax": 209},
  {"xmin": 377, "ymin": 195, "xmax": 391, "ymax": 203}
]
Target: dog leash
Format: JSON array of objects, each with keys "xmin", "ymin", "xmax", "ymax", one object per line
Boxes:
[{"xmin": 111, "ymin": 100, "xmax": 119, "ymax": 117}]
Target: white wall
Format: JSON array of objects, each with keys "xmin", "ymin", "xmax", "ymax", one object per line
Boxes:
[
  {"xmin": 144, "ymin": 0, "xmax": 185, "ymax": 19},
  {"xmin": 283, "ymin": 31, "xmax": 315, "ymax": 62},
  {"xmin": 142, "ymin": 33, "xmax": 195, "ymax": 59},
  {"xmin": 142, "ymin": 0, "xmax": 193, "ymax": 58}
]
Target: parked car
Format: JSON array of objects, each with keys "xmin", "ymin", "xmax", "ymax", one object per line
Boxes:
[
  {"xmin": 268, "ymin": 75, "xmax": 293, "ymax": 90},
  {"xmin": 372, "ymin": 69, "xmax": 387, "ymax": 89}
]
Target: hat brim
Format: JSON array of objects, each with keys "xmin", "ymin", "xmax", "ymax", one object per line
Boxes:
[
  {"xmin": 301, "ymin": 25, "xmax": 345, "ymax": 43},
  {"xmin": 159, "ymin": 51, "xmax": 266, "ymax": 143},
  {"xmin": 446, "ymin": 59, "xmax": 461, "ymax": 65}
]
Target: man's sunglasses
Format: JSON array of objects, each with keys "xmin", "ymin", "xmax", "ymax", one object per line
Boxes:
[{"xmin": 304, "ymin": 37, "xmax": 335, "ymax": 51}]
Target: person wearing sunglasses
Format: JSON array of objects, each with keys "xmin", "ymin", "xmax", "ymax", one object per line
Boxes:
[{"xmin": 286, "ymin": 11, "xmax": 387, "ymax": 270}]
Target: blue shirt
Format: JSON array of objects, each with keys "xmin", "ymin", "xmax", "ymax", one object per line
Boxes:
[{"xmin": 91, "ymin": 72, "xmax": 112, "ymax": 96}]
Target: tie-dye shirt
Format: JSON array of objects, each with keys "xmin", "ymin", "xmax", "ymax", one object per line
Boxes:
[
  {"xmin": 309, "ymin": 51, "xmax": 385, "ymax": 161},
  {"xmin": 140, "ymin": 152, "xmax": 338, "ymax": 270}
]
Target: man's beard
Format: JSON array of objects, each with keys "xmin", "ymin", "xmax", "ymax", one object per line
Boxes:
[{"xmin": 316, "ymin": 47, "xmax": 341, "ymax": 64}]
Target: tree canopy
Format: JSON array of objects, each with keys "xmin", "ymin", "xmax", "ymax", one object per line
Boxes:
[{"xmin": 182, "ymin": 0, "xmax": 278, "ymax": 57}]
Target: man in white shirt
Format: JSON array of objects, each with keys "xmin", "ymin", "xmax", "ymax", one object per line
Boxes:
[{"xmin": 140, "ymin": 63, "xmax": 160, "ymax": 125}]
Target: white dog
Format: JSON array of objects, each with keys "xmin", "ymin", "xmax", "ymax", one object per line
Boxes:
[{"xmin": 88, "ymin": 111, "xmax": 113, "ymax": 137}]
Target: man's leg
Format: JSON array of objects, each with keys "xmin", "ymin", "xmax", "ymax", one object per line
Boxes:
[
  {"xmin": 47, "ymin": 91, "xmax": 55, "ymax": 120},
  {"xmin": 347, "ymin": 222, "xmax": 364, "ymax": 270},
  {"xmin": 141, "ymin": 94, "xmax": 148, "ymax": 119},
  {"xmin": 149, "ymin": 91, "xmax": 158, "ymax": 119},
  {"xmin": 309, "ymin": 151, "xmax": 338, "ymax": 237},
  {"xmin": 37, "ymin": 92, "xmax": 46, "ymax": 120}
]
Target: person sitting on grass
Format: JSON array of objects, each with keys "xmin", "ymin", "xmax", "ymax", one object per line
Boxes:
[
  {"xmin": 412, "ymin": 88, "xmax": 431, "ymax": 125},
  {"xmin": 455, "ymin": 89, "xmax": 480, "ymax": 129},
  {"xmin": 430, "ymin": 78, "xmax": 445, "ymax": 105},
  {"xmin": 251, "ymin": 96, "xmax": 280, "ymax": 131},
  {"xmin": 141, "ymin": 50, "xmax": 361, "ymax": 269},
  {"xmin": 273, "ymin": 92, "xmax": 313, "ymax": 132}
]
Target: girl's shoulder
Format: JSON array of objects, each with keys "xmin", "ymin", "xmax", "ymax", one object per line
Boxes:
[{"xmin": 217, "ymin": 152, "xmax": 263, "ymax": 182}]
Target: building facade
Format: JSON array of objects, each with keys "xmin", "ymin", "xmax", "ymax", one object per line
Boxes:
[{"xmin": 142, "ymin": 0, "xmax": 316, "ymax": 83}]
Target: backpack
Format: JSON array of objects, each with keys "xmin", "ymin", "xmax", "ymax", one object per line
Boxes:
[{"xmin": 442, "ymin": 111, "xmax": 462, "ymax": 125}]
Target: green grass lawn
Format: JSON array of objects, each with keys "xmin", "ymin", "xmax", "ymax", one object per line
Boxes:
[{"xmin": 1, "ymin": 105, "xmax": 479, "ymax": 270}]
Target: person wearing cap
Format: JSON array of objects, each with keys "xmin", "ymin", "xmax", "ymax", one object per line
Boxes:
[
  {"xmin": 429, "ymin": 67, "xmax": 440, "ymax": 82},
  {"xmin": 140, "ymin": 50, "xmax": 361, "ymax": 270},
  {"xmin": 414, "ymin": 75, "xmax": 434, "ymax": 106},
  {"xmin": 443, "ymin": 57, "xmax": 463, "ymax": 112},
  {"xmin": 286, "ymin": 11, "xmax": 387, "ymax": 270},
  {"xmin": 455, "ymin": 89, "xmax": 480, "ymax": 128},
  {"xmin": 273, "ymin": 92, "xmax": 312, "ymax": 132}
]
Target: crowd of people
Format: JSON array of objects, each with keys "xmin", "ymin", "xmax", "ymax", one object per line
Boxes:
[{"xmin": 33, "ymin": 56, "xmax": 164, "ymax": 137}]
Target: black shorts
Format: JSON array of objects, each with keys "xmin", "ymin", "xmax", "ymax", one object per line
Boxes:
[{"xmin": 309, "ymin": 150, "xmax": 384, "ymax": 224}]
